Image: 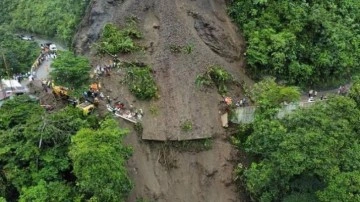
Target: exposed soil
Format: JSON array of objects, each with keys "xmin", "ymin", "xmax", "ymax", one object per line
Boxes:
[{"xmin": 74, "ymin": 0, "xmax": 251, "ymax": 201}]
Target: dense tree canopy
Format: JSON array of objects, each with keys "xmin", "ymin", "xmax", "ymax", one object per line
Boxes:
[
  {"xmin": 236, "ymin": 80, "xmax": 360, "ymax": 201},
  {"xmin": 0, "ymin": 0, "xmax": 89, "ymax": 43},
  {"xmin": 229, "ymin": 0, "xmax": 360, "ymax": 87},
  {"xmin": 251, "ymin": 77, "xmax": 300, "ymax": 115},
  {"xmin": 50, "ymin": 51, "xmax": 91, "ymax": 90},
  {"xmin": 70, "ymin": 119, "xmax": 133, "ymax": 201},
  {"xmin": 0, "ymin": 27, "xmax": 38, "ymax": 76},
  {"xmin": 0, "ymin": 96, "xmax": 132, "ymax": 201}
]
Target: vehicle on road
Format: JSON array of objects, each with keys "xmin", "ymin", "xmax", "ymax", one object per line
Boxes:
[
  {"xmin": 50, "ymin": 82, "xmax": 69, "ymax": 100},
  {"xmin": 77, "ymin": 102, "xmax": 95, "ymax": 115},
  {"xmin": 49, "ymin": 44, "xmax": 57, "ymax": 51},
  {"xmin": 18, "ymin": 35, "xmax": 34, "ymax": 41}
]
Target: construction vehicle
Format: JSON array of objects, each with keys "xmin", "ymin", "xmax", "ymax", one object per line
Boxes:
[
  {"xmin": 51, "ymin": 81, "xmax": 69, "ymax": 100},
  {"xmin": 77, "ymin": 102, "xmax": 95, "ymax": 115},
  {"xmin": 75, "ymin": 82, "xmax": 101, "ymax": 115}
]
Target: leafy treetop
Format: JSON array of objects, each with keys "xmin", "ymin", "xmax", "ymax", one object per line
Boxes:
[{"xmin": 229, "ymin": 0, "xmax": 360, "ymax": 87}]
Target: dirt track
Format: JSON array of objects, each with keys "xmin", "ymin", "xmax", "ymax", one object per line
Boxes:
[{"xmin": 74, "ymin": 0, "xmax": 250, "ymax": 201}]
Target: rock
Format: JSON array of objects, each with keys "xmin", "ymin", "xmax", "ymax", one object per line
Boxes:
[
  {"xmin": 153, "ymin": 23, "xmax": 160, "ymax": 29},
  {"xmin": 206, "ymin": 169, "xmax": 218, "ymax": 177},
  {"xmin": 192, "ymin": 14, "xmax": 241, "ymax": 60}
]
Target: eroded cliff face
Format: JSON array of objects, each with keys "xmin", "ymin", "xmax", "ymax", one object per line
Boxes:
[{"xmin": 74, "ymin": 0, "xmax": 250, "ymax": 201}]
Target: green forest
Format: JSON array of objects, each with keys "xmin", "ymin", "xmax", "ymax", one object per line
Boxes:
[
  {"xmin": 1, "ymin": 0, "xmax": 360, "ymax": 201},
  {"xmin": 233, "ymin": 78, "xmax": 360, "ymax": 202},
  {"xmin": 0, "ymin": 0, "xmax": 89, "ymax": 43},
  {"xmin": 0, "ymin": 28, "xmax": 38, "ymax": 76},
  {"xmin": 0, "ymin": 0, "xmax": 89, "ymax": 78},
  {"xmin": 0, "ymin": 96, "xmax": 132, "ymax": 201},
  {"xmin": 229, "ymin": 0, "xmax": 360, "ymax": 87}
]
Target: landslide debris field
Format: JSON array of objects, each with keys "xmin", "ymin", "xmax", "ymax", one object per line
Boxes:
[{"xmin": 74, "ymin": 0, "xmax": 251, "ymax": 201}]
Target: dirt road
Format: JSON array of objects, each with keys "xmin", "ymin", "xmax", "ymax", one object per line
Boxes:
[{"xmin": 74, "ymin": 0, "xmax": 250, "ymax": 201}]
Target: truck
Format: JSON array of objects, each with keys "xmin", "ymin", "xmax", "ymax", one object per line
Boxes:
[{"xmin": 0, "ymin": 79, "xmax": 29, "ymax": 101}]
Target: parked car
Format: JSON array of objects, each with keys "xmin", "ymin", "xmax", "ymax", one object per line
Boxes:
[
  {"xmin": 49, "ymin": 44, "xmax": 57, "ymax": 51},
  {"xmin": 19, "ymin": 35, "xmax": 34, "ymax": 41}
]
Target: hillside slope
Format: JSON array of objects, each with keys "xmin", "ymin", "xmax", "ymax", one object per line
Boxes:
[{"xmin": 74, "ymin": 0, "xmax": 251, "ymax": 201}]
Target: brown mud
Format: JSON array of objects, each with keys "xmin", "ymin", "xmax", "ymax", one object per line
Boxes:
[{"xmin": 74, "ymin": 0, "xmax": 251, "ymax": 201}]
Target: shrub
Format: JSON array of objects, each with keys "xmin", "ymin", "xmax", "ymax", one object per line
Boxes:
[
  {"xmin": 134, "ymin": 122, "xmax": 143, "ymax": 135},
  {"xmin": 169, "ymin": 43, "xmax": 194, "ymax": 54},
  {"xmin": 181, "ymin": 119, "xmax": 193, "ymax": 132},
  {"xmin": 195, "ymin": 65, "xmax": 233, "ymax": 95},
  {"xmin": 126, "ymin": 65, "xmax": 157, "ymax": 100},
  {"xmin": 98, "ymin": 23, "xmax": 141, "ymax": 55}
]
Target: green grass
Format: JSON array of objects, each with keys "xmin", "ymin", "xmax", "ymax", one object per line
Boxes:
[
  {"xmin": 169, "ymin": 43, "xmax": 195, "ymax": 54},
  {"xmin": 149, "ymin": 104, "xmax": 159, "ymax": 116}
]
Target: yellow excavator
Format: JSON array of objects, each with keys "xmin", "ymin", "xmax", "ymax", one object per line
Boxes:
[
  {"xmin": 76, "ymin": 82, "xmax": 101, "ymax": 115},
  {"xmin": 51, "ymin": 81, "xmax": 69, "ymax": 100}
]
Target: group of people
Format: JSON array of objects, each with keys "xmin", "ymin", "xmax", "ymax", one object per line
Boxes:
[
  {"xmin": 31, "ymin": 44, "xmax": 57, "ymax": 74},
  {"xmin": 82, "ymin": 83, "xmax": 104, "ymax": 105},
  {"xmin": 235, "ymin": 97, "xmax": 249, "ymax": 107},
  {"xmin": 107, "ymin": 97, "xmax": 144, "ymax": 121},
  {"xmin": 13, "ymin": 72, "xmax": 35, "ymax": 83},
  {"xmin": 94, "ymin": 64, "xmax": 112, "ymax": 77},
  {"xmin": 338, "ymin": 85, "xmax": 349, "ymax": 95},
  {"xmin": 308, "ymin": 89, "xmax": 328, "ymax": 102},
  {"xmin": 94, "ymin": 59, "xmax": 118, "ymax": 77}
]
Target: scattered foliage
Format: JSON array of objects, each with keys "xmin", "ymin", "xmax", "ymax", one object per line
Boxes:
[
  {"xmin": 180, "ymin": 119, "xmax": 193, "ymax": 132},
  {"xmin": 195, "ymin": 65, "xmax": 233, "ymax": 95},
  {"xmin": 149, "ymin": 104, "xmax": 159, "ymax": 116},
  {"xmin": 169, "ymin": 43, "xmax": 194, "ymax": 54},
  {"xmin": 169, "ymin": 139, "xmax": 212, "ymax": 152},
  {"xmin": 98, "ymin": 23, "xmax": 141, "ymax": 55},
  {"xmin": 125, "ymin": 64, "xmax": 158, "ymax": 100},
  {"xmin": 134, "ymin": 122, "xmax": 143, "ymax": 135},
  {"xmin": 169, "ymin": 44, "xmax": 182, "ymax": 53}
]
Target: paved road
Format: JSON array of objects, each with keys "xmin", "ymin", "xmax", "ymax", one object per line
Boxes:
[
  {"xmin": 32, "ymin": 36, "xmax": 67, "ymax": 80},
  {"xmin": 21, "ymin": 36, "xmax": 68, "ymax": 85}
]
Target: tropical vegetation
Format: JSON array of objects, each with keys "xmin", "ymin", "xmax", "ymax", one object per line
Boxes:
[
  {"xmin": 125, "ymin": 65, "xmax": 158, "ymax": 100},
  {"xmin": 0, "ymin": 27, "xmax": 38, "ymax": 76},
  {"xmin": 229, "ymin": 0, "xmax": 360, "ymax": 87},
  {"xmin": 98, "ymin": 23, "xmax": 142, "ymax": 55},
  {"xmin": 234, "ymin": 79, "xmax": 360, "ymax": 202},
  {"xmin": 0, "ymin": 0, "xmax": 89, "ymax": 43},
  {"xmin": 0, "ymin": 96, "xmax": 132, "ymax": 201},
  {"xmin": 195, "ymin": 65, "xmax": 233, "ymax": 95},
  {"xmin": 50, "ymin": 51, "xmax": 91, "ymax": 90}
]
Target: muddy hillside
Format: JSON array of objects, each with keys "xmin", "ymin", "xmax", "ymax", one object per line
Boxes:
[{"xmin": 74, "ymin": 0, "xmax": 251, "ymax": 201}]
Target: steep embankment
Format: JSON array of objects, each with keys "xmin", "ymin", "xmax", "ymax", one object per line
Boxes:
[{"xmin": 74, "ymin": 0, "xmax": 251, "ymax": 201}]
